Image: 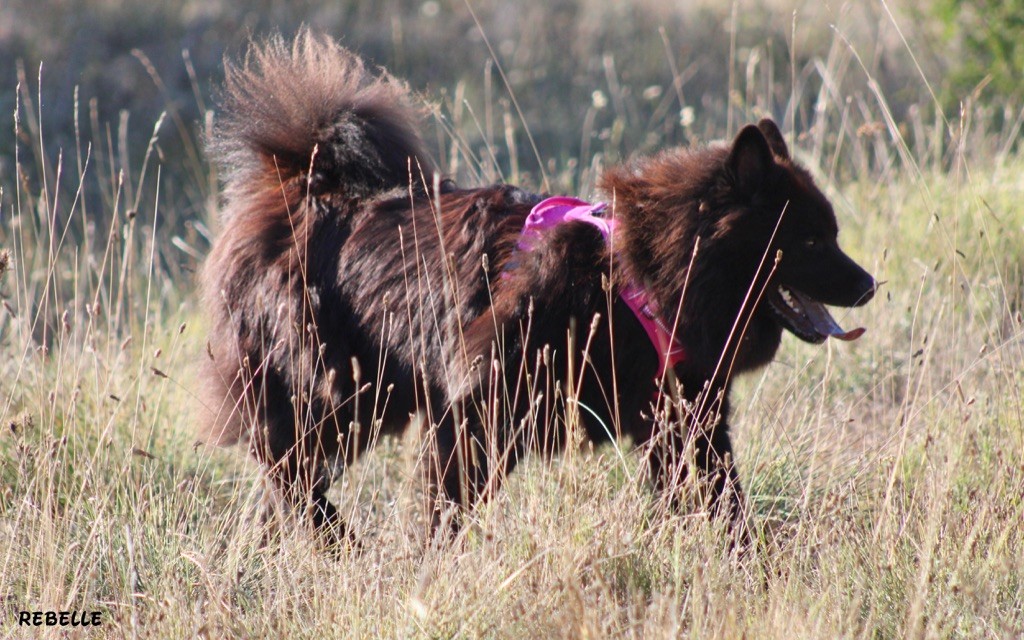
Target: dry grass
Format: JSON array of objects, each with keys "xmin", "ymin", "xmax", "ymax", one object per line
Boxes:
[{"xmin": 2, "ymin": 2, "xmax": 1023, "ymax": 638}]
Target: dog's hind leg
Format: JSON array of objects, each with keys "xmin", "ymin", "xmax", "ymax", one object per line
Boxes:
[
  {"xmin": 264, "ymin": 440, "xmax": 350, "ymax": 550},
  {"xmin": 250, "ymin": 391, "xmax": 352, "ymax": 550}
]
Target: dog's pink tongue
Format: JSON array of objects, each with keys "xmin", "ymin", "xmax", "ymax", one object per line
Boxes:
[{"xmin": 804, "ymin": 299, "xmax": 865, "ymax": 341}]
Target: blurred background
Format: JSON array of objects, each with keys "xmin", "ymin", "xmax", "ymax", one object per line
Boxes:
[{"xmin": 0, "ymin": 0, "xmax": 1019, "ymax": 284}]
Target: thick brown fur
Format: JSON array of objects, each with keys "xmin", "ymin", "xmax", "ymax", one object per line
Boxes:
[{"xmin": 200, "ymin": 31, "xmax": 875, "ymax": 546}]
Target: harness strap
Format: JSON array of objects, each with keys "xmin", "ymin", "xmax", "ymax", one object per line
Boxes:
[{"xmin": 516, "ymin": 196, "xmax": 686, "ymax": 377}]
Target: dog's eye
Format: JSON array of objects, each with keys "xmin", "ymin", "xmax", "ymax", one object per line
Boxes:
[{"xmin": 803, "ymin": 237, "xmax": 819, "ymax": 249}]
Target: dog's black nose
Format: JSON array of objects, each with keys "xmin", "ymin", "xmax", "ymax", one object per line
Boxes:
[{"xmin": 855, "ymin": 274, "xmax": 876, "ymax": 306}]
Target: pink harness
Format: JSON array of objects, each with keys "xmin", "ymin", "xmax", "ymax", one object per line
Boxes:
[{"xmin": 515, "ymin": 196, "xmax": 686, "ymax": 376}]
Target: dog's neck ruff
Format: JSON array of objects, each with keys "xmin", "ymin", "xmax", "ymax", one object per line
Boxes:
[{"xmin": 517, "ymin": 196, "xmax": 686, "ymax": 377}]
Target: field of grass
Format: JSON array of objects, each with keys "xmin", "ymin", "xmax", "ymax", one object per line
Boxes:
[{"xmin": 2, "ymin": 1, "xmax": 1023, "ymax": 638}]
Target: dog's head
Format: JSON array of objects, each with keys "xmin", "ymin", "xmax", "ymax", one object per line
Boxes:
[{"xmin": 726, "ymin": 119, "xmax": 876, "ymax": 344}]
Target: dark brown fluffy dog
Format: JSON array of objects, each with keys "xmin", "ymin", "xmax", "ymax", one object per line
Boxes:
[{"xmin": 200, "ymin": 32, "xmax": 875, "ymax": 545}]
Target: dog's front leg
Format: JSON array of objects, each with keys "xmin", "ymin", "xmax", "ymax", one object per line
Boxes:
[
  {"xmin": 423, "ymin": 393, "xmax": 527, "ymax": 542},
  {"xmin": 644, "ymin": 387, "xmax": 751, "ymax": 548},
  {"xmin": 423, "ymin": 410, "xmax": 492, "ymax": 540}
]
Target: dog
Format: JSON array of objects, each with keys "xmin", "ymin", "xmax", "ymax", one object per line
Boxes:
[{"xmin": 199, "ymin": 31, "xmax": 875, "ymax": 546}]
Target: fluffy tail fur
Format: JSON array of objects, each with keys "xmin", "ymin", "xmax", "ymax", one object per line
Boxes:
[
  {"xmin": 210, "ymin": 30, "xmax": 434, "ymax": 211},
  {"xmin": 199, "ymin": 32, "xmax": 433, "ymax": 446}
]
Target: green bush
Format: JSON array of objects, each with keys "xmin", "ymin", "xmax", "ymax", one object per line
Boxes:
[{"xmin": 936, "ymin": 0, "xmax": 1024, "ymax": 103}]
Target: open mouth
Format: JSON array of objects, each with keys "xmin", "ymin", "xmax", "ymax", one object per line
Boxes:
[{"xmin": 766, "ymin": 285, "xmax": 866, "ymax": 344}]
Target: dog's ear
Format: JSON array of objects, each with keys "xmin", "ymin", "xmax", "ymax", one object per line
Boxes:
[
  {"xmin": 757, "ymin": 118, "xmax": 789, "ymax": 160},
  {"xmin": 728, "ymin": 124, "xmax": 774, "ymax": 196}
]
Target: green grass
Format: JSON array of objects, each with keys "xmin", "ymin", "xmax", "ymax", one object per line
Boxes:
[{"xmin": 2, "ymin": 3, "xmax": 1024, "ymax": 638}]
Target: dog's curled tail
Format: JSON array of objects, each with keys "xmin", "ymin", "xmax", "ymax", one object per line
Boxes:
[{"xmin": 210, "ymin": 30, "xmax": 433, "ymax": 212}]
